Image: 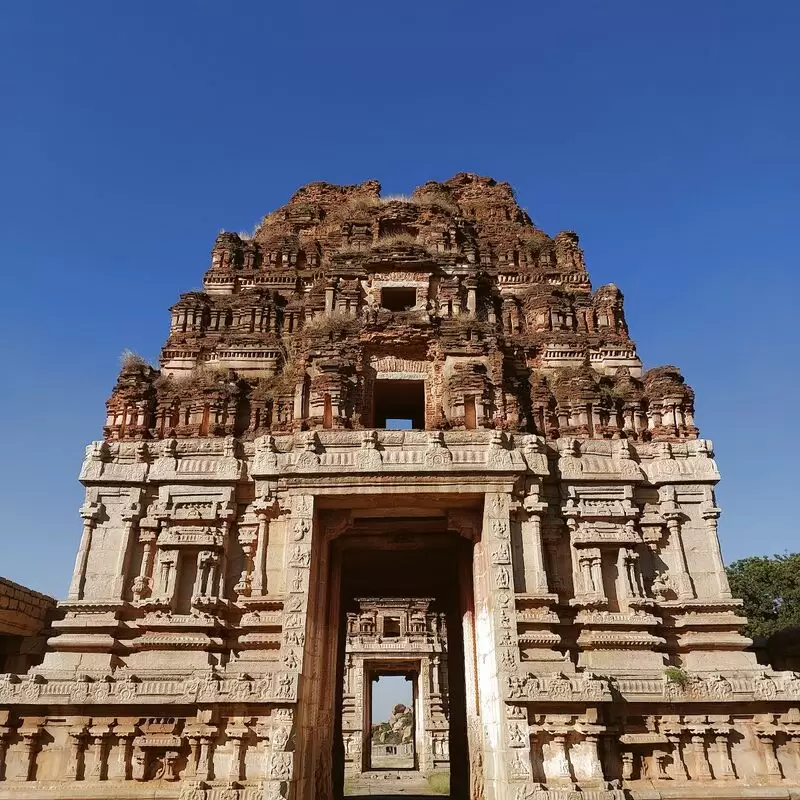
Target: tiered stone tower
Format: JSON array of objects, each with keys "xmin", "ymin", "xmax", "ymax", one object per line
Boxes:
[{"xmin": 2, "ymin": 174, "xmax": 798, "ymax": 800}]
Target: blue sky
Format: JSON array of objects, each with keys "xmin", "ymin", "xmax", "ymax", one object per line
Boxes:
[{"xmin": 1, "ymin": 1, "xmax": 798, "ymax": 597}]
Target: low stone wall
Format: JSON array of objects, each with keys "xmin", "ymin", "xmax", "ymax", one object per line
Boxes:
[{"xmin": 0, "ymin": 577, "xmax": 55, "ymax": 672}]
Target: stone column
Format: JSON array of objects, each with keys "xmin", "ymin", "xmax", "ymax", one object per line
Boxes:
[
  {"xmin": 216, "ymin": 509, "xmax": 235, "ymax": 599},
  {"xmin": 235, "ymin": 525, "xmax": 257, "ymax": 597},
  {"xmin": 522, "ymin": 496, "xmax": 549, "ymax": 593},
  {"xmin": 583, "ymin": 734, "xmax": 605, "ymax": 785},
  {"xmin": 758, "ymin": 731, "xmax": 783, "ymax": 780},
  {"xmin": 479, "ymin": 491, "xmax": 518, "ymax": 793},
  {"xmin": 114, "ymin": 719, "xmax": 138, "ymax": 781},
  {"xmin": 660, "ymin": 487, "xmax": 694, "ymax": 599},
  {"xmin": 251, "ymin": 496, "xmax": 276, "ymax": 595},
  {"xmin": 227, "ymin": 721, "xmax": 248, "ymax": 781},
  {"xmin": 546, "ymin": 733, "xmax": 573, "ymax": 786},
  {"xmin": 154, "ymin": 549, "xmax": 179, "ymax": 606},
  {"xmin": 64, "ymin": 722, "xmax": 88, "ymax": 780},
  {"xmin": 113, "ymin": 502, "xmax": 142, "ymax": 598},
  {"xmin": 283, "ymin": 494, "xmax": 316, "ymax": 799},
  {"xmin": 417, "ymin": 663, "xmax": 433, "ymax": 774},
  {"xmin": 87, "ymin": 731, "xmax": 107, "ymax": 780},
  {"xmin": 700, "ymin": 501, "xmax": 732, "ymax": 599},
  {"xmin": 131, "ymin": 530, "xmax": 156, "ymax": 601},
  {"xmin": 431, "ymin": 656, "xmax": 441, "ymax": 695},
  {"xmin": 667, "ymin": 733, "xmax": 689, "ymax": 780},
  {"xmin": 197, "ymin": 736, "xmax": 214, "ymax": 780},
  {"xmin": 621, "ymin": 751, "xmax": 634, "ymax": 780},
  {"xmin": 690, "ymin": 732, "xmax": 712, "ymax": 780},
  {"xmin": 13, "ymin": 721, "xmax": 42, "ymax": 781},
  {"xmin": 713, "ymin": 730, "xmax": 735, "ymax": 779},
  {"xmin": 67, "ymin": 501, "xmax": 103, "ymax": 600}
]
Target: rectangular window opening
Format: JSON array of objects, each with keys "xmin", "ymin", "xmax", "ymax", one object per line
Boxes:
[
  {"xmin": 383, "ymin": 617, "xmax": 401, "ymax": 638},
  {"xmin": 381, "ymin": 287, "xmax": 417, "ymax": 312},
  {"xmin": 373, "ymin": 380, "xmax": 425, "ymax": 430}
]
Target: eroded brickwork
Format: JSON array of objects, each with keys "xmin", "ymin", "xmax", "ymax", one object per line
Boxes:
[{"xmin": 1, "ymin": 174, "xmax": 796, "ymax": 800}]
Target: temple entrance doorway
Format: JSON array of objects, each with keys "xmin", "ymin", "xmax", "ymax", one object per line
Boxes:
[{"xmin": 328, "ymin": 515, "xmax": 474, "ymax": 799}]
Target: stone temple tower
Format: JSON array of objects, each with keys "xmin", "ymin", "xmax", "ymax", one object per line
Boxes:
[{"xmin": 1, "ymin": 173, "xmax": 799, "ymax": 800}]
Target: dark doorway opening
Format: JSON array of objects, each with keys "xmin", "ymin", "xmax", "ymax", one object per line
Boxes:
[
  {"xmin": 381, "ymin": 287, "xmax": 417, "ymax": 311},
  {"xmin": 333, "ymin": 528, "xmax": 470, "ymax": 799},
  {"xmin": 373, "ymin": 380, "xmax": 425, "ymax": 429}
]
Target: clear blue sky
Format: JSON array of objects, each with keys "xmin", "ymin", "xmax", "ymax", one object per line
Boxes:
[
  {"xmin": 372, "ymin": 675, "xmax": 413, "ymax": 725},
  {"xmin": 1, "ymin": 1, "xmax": 798, "ymax": 597}
]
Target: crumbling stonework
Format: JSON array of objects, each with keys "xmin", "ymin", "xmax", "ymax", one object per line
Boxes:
[
  {"xmin": 1, "ymin": 174, "xmax": 798, "ymax": 799},
  {"xmin": 0, "ymin": 578, "xmax": 54, "ymax": 673}
]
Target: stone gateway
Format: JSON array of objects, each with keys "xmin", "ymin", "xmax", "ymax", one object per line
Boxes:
[{"xmin": 1, "ymin": 173, "xmax": 798, "ymax": 799}]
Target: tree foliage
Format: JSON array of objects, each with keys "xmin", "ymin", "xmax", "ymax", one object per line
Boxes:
[{"xmin": 726, "ymin": 553, "xmax": 800, "ymax": 639}]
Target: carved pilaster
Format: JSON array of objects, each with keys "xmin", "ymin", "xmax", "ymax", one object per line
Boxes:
[
  {"xmin": 690, "ymin": 730, "xmax": 712, "ymax": 780},
  {"xmin": 521, "ymin": 493, "xmax": 549, "ymax": 594},
  {"xmin": 660, "ymin": 486, "xmax": 694, "ymax": 599},
  {"xmin": 13, "ymin": 719, "xmax": 43, "ymax": 781},
  {"xmin": 666, "ymin": 733, "xmax": 689, "ymax": 780},
  {"xmin": 700, "ymin": 500, "xmax": 732, "ymax": 599},
  {"xmin": 114, "ymin": 500, "xmax": 143, "ymax": 598},
  {"xmin": 251, "ymin": 494, "xmax": 278, "ymax": 595},
  {"xmin": 757, "ymin": 729, "xmax": 783, "ymax": 780},
  {"xmin": 67, "ymin": 501, "xmax": 103, "ymax": 600},
  {"xmin": 131, "ymin": 530, "xmax": 156, "ymax": 601},
  {"xmin": 713, "ymin": 729, "xmax": 736, "ymax": 779},
  {"xmin": 64, "ymin": 720, "xmax": 89, "ymax": 780}
]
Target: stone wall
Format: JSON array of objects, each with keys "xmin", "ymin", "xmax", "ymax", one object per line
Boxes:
[{"xmin": 0, "ymin": 578, "xmax": 55, "ymax": 673}]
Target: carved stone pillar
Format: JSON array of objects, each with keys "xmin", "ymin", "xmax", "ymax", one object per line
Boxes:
[
  {"xmin": 114, "ymin": 501, "xmax": 142, "ymax": 598},
  {"xmin": 758, "ymin": 731, "xmax": 783, "ymax": 780},
  {"xmin": 114, "ymin": 719, "xmax": 138, "ymax": 781},
  {"xmin": 574, "ymin": 547, "xmax": 604, "ymax": 603},
  {"xmin": 131, "ymin": 530, "xmax": 156, "ymax": 601},
  {"xmin": 235, "ymin": 526, "xmax": 257, "ymax": 597},
  {"xmin": 87, "ymin": 730, "xmax": 107, "ymax": 780},
  {"xmin": 13, "ymin": 721, "xmax": 42, "ymax": 781},
  {"xmin": 0, "ymin": 731, "xmax": 8, "ymax": 782},
  {"xmin": 667, "ymin": 734, "xmax": 689, "ymax": 780},
  {"xmin": 252, "ymin": 496, "xmax": 277, "ymax": 595},
  {"xmin": 431, "ymin": 655, "xmax": 441, "ymax": 695},
  {"xmin": 660, "ymin": 487, "xmax": 694, "ymax": 599},
  {"xmin": 713, "ymin": 731, "xmax": 735, "ymax": 779},
  {"xmin": 690, "ymin": 732, "xmax": 712, "ymax": 780},
  {"xmin": 522, "ymin": 496, "xmax": 549, "ymax": 593},
  {"xmin": 68, "ymin": 501, "xmax": 103, "ymax": 600},
  {"xmin": 154, "ymin": 548, "xmax": 179, "ymax": 606},
  {"xmin": 583, "ymin": 734, "xmax": 605, "ymax": 785},
  {"xmin": 64, "ymin": 722, "xmax": 89, "ymax": 779},
  {"xmin": 197, "ymin": 736, "xmax": 214, "ymax": 780},
  {"xmin": 227, "ymin": 721, "xmax": 248, "ymax": 781},
  {"xmin": 700, "ymin": 501, "xmax": 732, "ymax": 599},
  {"xmin": 547, "ymin": 733, "xmax": 573, "ymax": 786},
  {"xmin": 621, "ymin": 751, "xmax": 634, "ymax": 780}
]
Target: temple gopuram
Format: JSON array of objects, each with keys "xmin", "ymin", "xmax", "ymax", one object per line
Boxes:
[{"xmin": 2, "ymin": 173, "xmax": 799, "ymax": 800}]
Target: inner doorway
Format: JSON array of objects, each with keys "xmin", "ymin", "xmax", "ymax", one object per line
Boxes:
[
  {"xmin": 333, "ymin": 523, "xmax": 471, "ymax": 798},
  {"xmin": 369, "ymin": 672, "xmax": 415, "ymax": 770}
]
